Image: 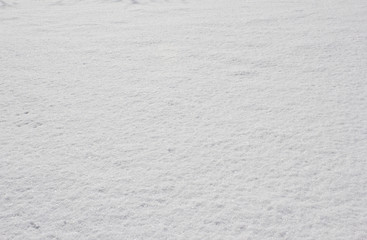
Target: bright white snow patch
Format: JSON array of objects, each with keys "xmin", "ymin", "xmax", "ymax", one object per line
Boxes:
[{"xmin": 1, "ymin": 0, "xmax": 367, "ymax": 239}]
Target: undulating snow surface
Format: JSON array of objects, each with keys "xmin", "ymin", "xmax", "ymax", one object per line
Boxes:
[{"xmin": 1, "ymin": 0, "xmax": 367, "ymax": 239}]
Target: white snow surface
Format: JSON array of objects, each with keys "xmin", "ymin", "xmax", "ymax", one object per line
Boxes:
[{"xmin": 1, "ymin": 0, "xmax": 367, "ymax": 239}]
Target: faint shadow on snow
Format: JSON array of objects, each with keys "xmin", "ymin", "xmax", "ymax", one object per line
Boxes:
[
  {"xmin": 0, "ymin": 0, "xmax": 16, "ymax": 8},
  {"xmin": 1, "ymin": 0, "xmax": 186, "ymax": 8},
  {"xmin": 47, "ymin": 0, "xmax": 158, "ymax": 6}
]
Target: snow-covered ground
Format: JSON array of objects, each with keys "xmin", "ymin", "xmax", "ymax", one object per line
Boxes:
[{"xmin": 1, "ymin": 0, "xmax": 367, "ymax": 239}]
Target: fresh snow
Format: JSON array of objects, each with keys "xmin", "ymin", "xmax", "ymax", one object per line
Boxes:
[{"xmin": 1, "ymin": 0, "xmax": 367, "ymax": 239}]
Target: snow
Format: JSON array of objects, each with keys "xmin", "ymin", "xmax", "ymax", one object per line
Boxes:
[{"xmin": 1, "ymin": 0, "xmax": 367, "ymax": 239}]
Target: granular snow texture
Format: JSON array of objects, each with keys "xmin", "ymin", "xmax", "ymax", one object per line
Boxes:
[{"xmin": 1, "ymin": 0, "xmax": 367, "ymax": 239}]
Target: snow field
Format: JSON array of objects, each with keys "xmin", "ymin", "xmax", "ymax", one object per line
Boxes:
[{"xmin": 1, "ymin": 0, "xmax": 367, "ymax": 239}]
